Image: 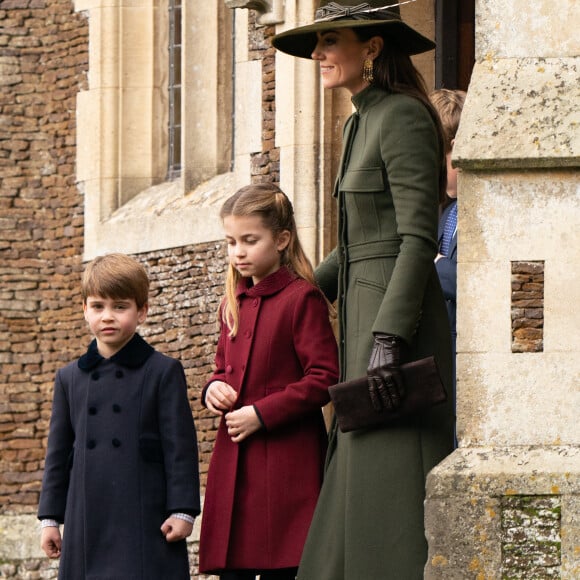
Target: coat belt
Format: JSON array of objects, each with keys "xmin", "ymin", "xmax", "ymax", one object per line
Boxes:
[{"xmin": 339, "ymin": 239, "xmax": 401, "ymax": 263}]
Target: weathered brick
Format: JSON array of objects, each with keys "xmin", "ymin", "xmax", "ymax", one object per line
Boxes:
[{"xmin": 511, "ymin": 261, "xmax": 545, "ymax": 353}]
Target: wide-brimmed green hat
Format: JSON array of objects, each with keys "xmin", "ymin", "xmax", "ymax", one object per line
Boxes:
[{"xmin": 272, "ymin": 1, "xmax": 435, "ymax": 58}]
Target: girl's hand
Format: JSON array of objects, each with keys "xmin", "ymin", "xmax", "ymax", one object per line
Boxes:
[
  {"xmin": 205, "ymin": 381, "xmax": 238, "ymax": 416},
  {"xmin": 40, "ymin": 526, "xmax": 62, "ymax": 559},
  {"xmin": 225, "ymin": 406, "xmax": 262, "ymax": 443},
  {"xmin": 160, "ymin": 516, "xmax": 194, "ymax": 542}
]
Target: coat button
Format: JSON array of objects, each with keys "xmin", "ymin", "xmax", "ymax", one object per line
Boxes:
[
  {"xmin": 115, "ymin": 370, "xmax": 124, "ymax": 378},
  {"xmin": 87, "ymin": 440, "xmax": 96, "ymax": 449},
  {"xmin": 253, "ymin": 299, "xmax": 259, "ymax": 307},
  {"xmin": 226, "ymin": 365, "xmax": 233, "ymax": 374},
  {"xmin": 244, "ymin": 330, "xmax": 252, "ymax": 339},
  {"xmin": 91, "ymin": 371, "xmax": 100, "ymax": 380},
  {"xmin": 88, "ymin": 407, "xmax": 97, "ymax": 415},
  {"xmin": 111, "ymin": 438, "xmax": 121, "ymax": 448},
  {"xmin": 112, "ymin": 404, "xmax": 121, "ymax": 413}
]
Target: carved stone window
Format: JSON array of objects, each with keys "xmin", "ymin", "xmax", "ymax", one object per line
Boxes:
[{"xmin": 74, "ymin": 0, "xmax": 233, "ymax": 258}]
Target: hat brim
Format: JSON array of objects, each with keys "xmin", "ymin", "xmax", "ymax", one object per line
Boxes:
[{"xmin": 272, "ymin": 19, "xmax": 435, "ymax": 59}]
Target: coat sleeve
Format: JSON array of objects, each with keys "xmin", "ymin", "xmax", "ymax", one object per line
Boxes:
[
  {"xmin": 314, "ymin": 247, "xmax": 339, "ymax": 303},
  {"xmin": 38, "ymin": 369, "xmax": 74, "ymax": 522},
  {"xmin": 253, "ymin": 288, "xmax": 339, "ymax": 430},
  {"xmin": 157, "ymin": 358, "xmax": 201, "ymax": 516},
  {"xmin": 435, "ymin": 255, "xmax": 457, "ymax": 301},
  {"xmin": 373, "ymin": 95, "xmax": 441, "ymax": 342}
]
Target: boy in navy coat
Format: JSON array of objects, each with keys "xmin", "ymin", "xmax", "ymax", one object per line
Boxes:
[
  {"xmin": 432, "ymin": 89, "xmax": 466, "ymax": 353},
  {"xmin": 38, "ymin": 253, "xmax": 200, "ymax": 579},
  {"xmin": 432, "ymin": 89, "xmax": 466, "ymax": 446},
  {"xmin": 430, "ymin": 89, "xmax": 466, "ymax": 352}
]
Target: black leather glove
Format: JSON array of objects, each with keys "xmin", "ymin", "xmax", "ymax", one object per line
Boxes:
[{"xmin": 367, "ymin": 333, "xmax": 405, "ymax": 411}]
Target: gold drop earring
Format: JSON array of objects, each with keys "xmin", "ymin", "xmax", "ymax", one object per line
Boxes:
[{"xmin": 363, "ymin": 58, "xmax": 374, "ymax": 83}]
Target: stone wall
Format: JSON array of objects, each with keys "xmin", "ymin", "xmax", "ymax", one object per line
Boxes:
[{"xmin": 424, "ymin": 0, "xmax": 579, "ymax": 577}]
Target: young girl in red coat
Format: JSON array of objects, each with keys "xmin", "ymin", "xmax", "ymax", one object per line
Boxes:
[{"xmin": 199, "ymin": 184, "xmax": 339, "ymax": 580}]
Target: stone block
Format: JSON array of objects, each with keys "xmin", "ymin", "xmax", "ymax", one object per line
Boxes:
[
  {"xmin": 425, "ymin": 447, "xmax": 580, "ymax": 579},
  {"xmin": 454, "ymin": 58, "xmax": 580, "ymax": 169}
]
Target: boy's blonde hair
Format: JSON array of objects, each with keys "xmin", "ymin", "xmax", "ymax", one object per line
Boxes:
[
  {"xmin": 81, "ymin": 253, "xmax": 150, "ymax": 308},
  {"xmin": 220, "ymin": 183, "xmax": 316, "ymax": 337},
  {"xmin": 430, "ymin": 89, "xmax": 467, "ymax": 153}
]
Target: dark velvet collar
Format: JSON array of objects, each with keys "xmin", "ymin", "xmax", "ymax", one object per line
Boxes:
[
  {"xmin": 235, "ymin": 266, "xmax": 297, "ymax": 299},
  {"xmin": 78, "ymin": 333, "xmax": 154, "ymax": 371}
]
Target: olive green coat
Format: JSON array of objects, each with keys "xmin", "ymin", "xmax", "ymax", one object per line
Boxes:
[{"xmin": 298, "ymin": 86, "xmax": 454, "ymax": 580}]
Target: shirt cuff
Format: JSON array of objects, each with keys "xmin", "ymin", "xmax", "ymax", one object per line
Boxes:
[
  {"xmin": 40, "ymin": 519, "xmax": 60, "ymax": 528},
  {"xmin": 171, "ymin": 513, "xmax": 195, "ymax": 524}
]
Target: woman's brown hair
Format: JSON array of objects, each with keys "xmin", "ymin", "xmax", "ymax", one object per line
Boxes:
[{"xmin": 355, "ymin": 26, "xmax": 448, "ymax": 204}]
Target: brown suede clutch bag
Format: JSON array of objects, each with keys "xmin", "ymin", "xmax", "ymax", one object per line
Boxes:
[{"xmin": 328, "ymin": 356, "xmax": 447, "ymax": 433}]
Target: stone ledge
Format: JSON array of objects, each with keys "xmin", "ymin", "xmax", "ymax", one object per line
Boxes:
[
  {"xmin": 427, "ymin": 446, "xmax": 580, "ymax": 497},
  {"xmin": 454, "ymin": 57, "xmax": 580, "ymax": 170},
  {"xmin": 425, "ymin": 446, "xmax": 580, "ymax": 579},
  {"xmin": 83, "ymin": 173, "xmax": 235, "ymax": 261}
]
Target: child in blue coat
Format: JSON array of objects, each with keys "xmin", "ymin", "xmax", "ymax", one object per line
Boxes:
[{"xmin": 38, "ymin": 253, "xmax": 200, "ymax": 579}]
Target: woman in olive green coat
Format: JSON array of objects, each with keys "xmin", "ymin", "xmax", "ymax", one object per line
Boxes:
[{"xmin": 273, "ymin": 2, "xmax": 455, "ymax": 578}]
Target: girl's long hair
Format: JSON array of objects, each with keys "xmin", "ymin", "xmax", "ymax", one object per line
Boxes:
[
  {"xmin": 355, "ymin": 26, "xmax": 448, "ymax": 204},
  {"xmin": 220, "ymin": 183, "xmax": 316, "ymax": 337}
]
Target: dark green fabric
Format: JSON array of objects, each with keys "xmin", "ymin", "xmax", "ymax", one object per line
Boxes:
[{"xmin": 299, "ymin": 86, "xmax": 454, "ymax": 580}]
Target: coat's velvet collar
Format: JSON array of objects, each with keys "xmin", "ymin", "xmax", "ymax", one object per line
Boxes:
[
  {"xmin": 78, "ymin": 333, "xmax": 154, "ymax": 371},
  {"xmin": 235, "ymin": 266, "xmax": 298, "ymax": 299}
]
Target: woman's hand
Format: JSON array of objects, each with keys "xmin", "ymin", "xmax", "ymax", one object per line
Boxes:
[
  {"xmin": 225, "ymin": 406, "xmax": 262, "ymax": 443},
  {"xmin": 367, "ymin": 333, "xmax": 406, "ymax": 411},
  {"xmin": 205, "ymin": 381, "xmax": 238, "ymax": 416}
]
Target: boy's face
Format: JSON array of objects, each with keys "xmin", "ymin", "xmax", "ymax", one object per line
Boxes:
[{"xmin": 83, "ymin": 295, "xmax": 148, "ymax": 358}]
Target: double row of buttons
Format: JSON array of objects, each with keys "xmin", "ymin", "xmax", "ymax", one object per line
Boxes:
[{"xmin": 87, "ymin": 438, "xmax": 121, "ymax": 450}]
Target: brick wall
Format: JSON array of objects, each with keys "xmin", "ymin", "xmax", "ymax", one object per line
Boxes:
[
  {"xmin": 0, "ymin": 2, "xmax": 278, "ymax": 577},
  {"xmin": 248, "ymin": 15, "xmax": 280, "ymax": 184},
  {"xmin": 511, "ymin": 261, "xmax": 544, "ymax": 353},
  {"xmin": 0, "ymin": 0, "xmax": 89, "ymax": 514}
]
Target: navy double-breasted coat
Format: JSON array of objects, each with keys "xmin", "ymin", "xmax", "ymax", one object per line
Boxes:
[
  {"xmin": 38, "ymin": 334, "xmax": 200, "ymax": 580},
  {"xmin": 436, "ymin": 199, "xmax": 458, "ymax": 343},
  {"xmin": 199, "ymin": 267, "xmax": 339, "ymax": 574}
]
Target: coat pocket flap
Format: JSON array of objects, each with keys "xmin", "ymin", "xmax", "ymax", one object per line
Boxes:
[{"xmin": 340, "ymin": 167, "xmax": 385, "ymax": 192}]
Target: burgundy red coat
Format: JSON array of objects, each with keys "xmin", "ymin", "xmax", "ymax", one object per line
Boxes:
[{"xmin": 199, "ymin": 267, "xmax": 339, "ymax": 573}]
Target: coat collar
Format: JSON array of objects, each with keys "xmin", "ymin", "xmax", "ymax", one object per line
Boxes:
[
  {"xmin": 78, "ymin": 333, "xmax": 155, "ymax": 371},
  {"xmin": 235, "ymin": 266, "xmax": 297, "ymax": 299},
  {"xmin": 351, "ymin": 85, "xmax": 389, "ymax": 115}
]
